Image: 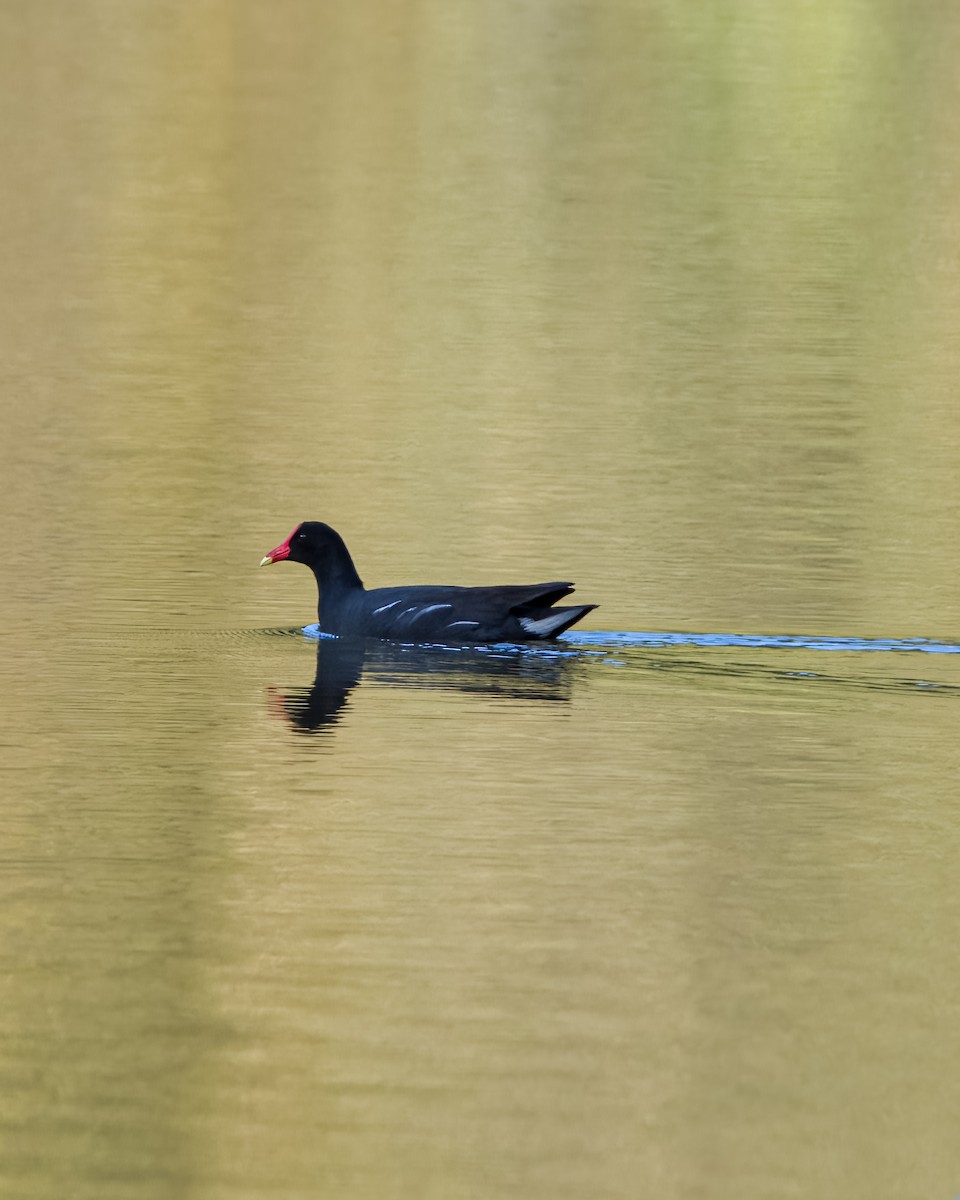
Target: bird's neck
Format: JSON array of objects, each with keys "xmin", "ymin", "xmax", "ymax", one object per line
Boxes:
[{"xmin": 311, "ymin": 545, "xmax": 364, "ymax": 622}]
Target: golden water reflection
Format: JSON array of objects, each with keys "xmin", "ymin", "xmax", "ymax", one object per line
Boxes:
[{"xmin": 2, "ymin": 2, "xmax": 960, "ymax": 1198}]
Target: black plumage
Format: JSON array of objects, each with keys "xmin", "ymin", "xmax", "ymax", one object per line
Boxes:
[{"xmin": 260, "ymin": 521, "xmax": 597, "ymax": 643}]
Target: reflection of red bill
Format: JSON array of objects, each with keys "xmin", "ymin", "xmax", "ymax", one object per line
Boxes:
[
  {"xmin": 265, "ymin": 686, "xmax": 291, "ymax": 722},
  {"xmin": 259, "ymin": 525, "xmax": 299, "ymax": 566}
]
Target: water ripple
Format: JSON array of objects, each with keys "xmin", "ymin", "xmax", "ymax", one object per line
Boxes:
[
  {"xmin": 299, "ymin": 625, "xmax": 960, "ymax": 655},
  {"xmin": 565, "ymin": 631, "xmax": 960, "ymax": 654}
]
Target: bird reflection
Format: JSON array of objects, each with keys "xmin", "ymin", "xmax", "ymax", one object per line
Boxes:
[{"xmin": 267, "ymin": 636, "xmax": 577, "ymax": 734}]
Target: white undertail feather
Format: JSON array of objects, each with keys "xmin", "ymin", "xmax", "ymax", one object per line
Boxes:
[{"xmin": 519, "ymin": 610, "xmax": 578, "ymax": 637}]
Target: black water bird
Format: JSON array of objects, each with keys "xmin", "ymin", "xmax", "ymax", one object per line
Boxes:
[{"xmin": 260, "ymin": 521, "xmax": 597, "ymax": 643}]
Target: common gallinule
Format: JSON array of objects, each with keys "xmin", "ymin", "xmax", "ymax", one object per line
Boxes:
[{"xmin": 260, "ymin": 521, "xmax": 597, "ymax": 642}]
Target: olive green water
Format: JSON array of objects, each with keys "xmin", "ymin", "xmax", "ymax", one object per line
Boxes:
[{"xmin": 2, "ymin": 4, "xmax": 960, "ymax": 1198}]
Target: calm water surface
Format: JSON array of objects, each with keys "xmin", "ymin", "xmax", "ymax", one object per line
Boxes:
[{"xmin": 2, "ymin": 3, "xmax": 960, "ymax": 1199}]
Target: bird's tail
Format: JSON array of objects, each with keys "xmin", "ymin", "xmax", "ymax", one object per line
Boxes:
[{"xmin": 517, "ymin": 603, "xmax": 597, "ymax": 639}]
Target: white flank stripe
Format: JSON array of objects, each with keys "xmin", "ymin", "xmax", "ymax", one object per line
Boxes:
[
  {"xmin": 408, "ymin": 604, "xmax": 453, "ymax": 624},
  {"xmin": 446, "ymin": 620, "xmax": 480, "ymax": 629},
  {"xmin": 372, "ymin": 600, "xmax": 401, "ymax": 615}
]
